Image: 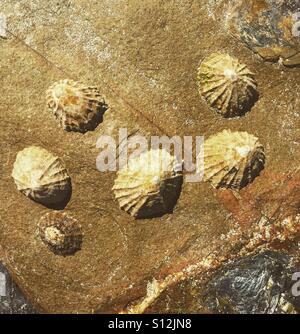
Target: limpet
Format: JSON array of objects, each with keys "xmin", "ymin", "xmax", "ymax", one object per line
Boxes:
[
  {"xmin": 112, "ymin": 149, "xmax": 183, "ymax": 219},
  {"xmin": 38, "ymin": 211, "xmax": 83, "ymax": 256},
  {"xmin": 12, "ymin": 146, "xmax": 71, "ymax": 206},
  {"xmin": 204, "ymin": 130, "xmax": 265, "ymax": 189},
  {"xmin": 46, "ymin": 79, "xmax": 108, "ymax": 133},
  {"xmin": 198, "ymin": 53, "xmax": 258, "ymax": 118}
]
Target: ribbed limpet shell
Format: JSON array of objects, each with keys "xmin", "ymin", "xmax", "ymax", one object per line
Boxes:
[
  {"xmin": 197, "ymin": 53, "xmax": 258, "ymax": 118},
  {"xmin": 112, "ymin": 149, "xmax": 183, "ymax": 219},
  {"xmin": 11, "ymin": 146, "xmax": 71, "ymax": 206},
  {"xmin": 38, "ymin": 211, "xmax": 83, "ymax": 256},
  {"xmin": 204, "ymin": 130, "xmax": 265, "ymax": 190},
  {"xmin": 46, "ymin": 79, "xmax": 108, "ymax": 133}
]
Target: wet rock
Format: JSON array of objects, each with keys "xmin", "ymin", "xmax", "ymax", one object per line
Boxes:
[
  {"xmin": 203, "ymin": 250, "xmax": 300, "ymax": 314},
  {"xmin": 0, "ymin": 263, "xmax": 36, "ymax": 314},
  {"xmin": 217, "ymin": 170, "xmax": 300, "ymax": 227},
  {"xmin": 228, "ymin": 0, "xmax": 300, "ymax": 67}
]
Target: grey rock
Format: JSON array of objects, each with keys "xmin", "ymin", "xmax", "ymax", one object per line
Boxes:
[
  {"xmin": 0, "ymin": 263, "xmax": 36, "ymax": 314},
  {"xmin": 204, "ymin": 250, "xmax": 300, "ymax": 314}
]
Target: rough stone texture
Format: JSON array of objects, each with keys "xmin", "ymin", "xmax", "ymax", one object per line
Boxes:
[
  {"xmin": 0, "ymin": 262, "xmax": 36, "ymax": 314},
  {"xmin": 204, "ymin": 250, "xmax": 300, "ymax": 314},
  {"xmin": 228, "ymin": 0, "xmax": 300, "ymax": 67},
  {"xmin": 0, "ymin": 0, "xmax": 300, "ymax": 313}
]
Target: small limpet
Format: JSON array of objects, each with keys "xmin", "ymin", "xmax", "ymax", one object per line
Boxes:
[
  {"xmin": 112, "ymin": 149, "xmax": 183, "ymax": 219},
  {"xmin": 12, "ymin": 146, "xmax": 71, "ymax": 206},
  {"xmin": 38, "ymin": 211, "xmax": 83, "ymax": 256},
  {"xmin": 197, "ymin": 53, "xmax": 258, "ymax": 118},
  {"xmin": 46, "ymin": 79, "xmax": 108, "ymax": 133},
  {"xmin": 204, "ymin": 130, "xmax": 265, "ymax": 190}
]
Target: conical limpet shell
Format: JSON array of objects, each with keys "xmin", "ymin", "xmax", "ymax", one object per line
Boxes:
[
  {"xmin": 197, "ymin": 53, "xmax": 258, "ymax": 118},
  {"xmin": 38, "ymin": 211, "xmax": 83, "ymax": 256},
  {"xmin": 112, "ymin": 149, "xmax": 183, "ymax": 219},
  {"xmin": 46, "ymin": 79, "xmax": 108, "ymax": 133},
  {"xmin": 204, "ymin": 130, "xmax": 265, "ymax": 190},
  {"xmin": 12, "ymin": 146, "xmax": 71, "ymax": 206}
]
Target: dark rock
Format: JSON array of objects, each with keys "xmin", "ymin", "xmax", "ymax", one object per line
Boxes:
[
  {"xmin": 229, "ymin": 0, "xmax": 300, "ymax": 67},
  {"xmin": 204, "ymin": 250, "xmax": 300, "ymax": 314},
  {"xmin": 0, "ymin": 263, "xmax": 36, "ymax": 314}
]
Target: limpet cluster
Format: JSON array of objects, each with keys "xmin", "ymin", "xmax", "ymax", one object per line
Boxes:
[
  {"xmin": 46, "ymin": 79, "xmax": 107, "ymax": 133},
  {"xmin": 113, "ymin": 149, "xmax": 183, "ymax": 219},
  {"xmin": 38, "ymin": 211, "xmax": 83, "ymax": 256},
  {"xmin": 204, "ymin": 130, "xmax": 265, "ymax": 190},
  {"xmin": 11, "ymin": 146, "xmax": 71, "ymax": 206},
  {"xmin": 9, "ymin": 3, "xmax": 296, "ymax": 314},
  {"xmin": 198, "ymin": 53, "xmax": 258, "ymax": 118}
]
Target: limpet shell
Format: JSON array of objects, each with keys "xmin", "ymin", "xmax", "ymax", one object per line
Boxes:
[
  {"xmin": 197, "ymin": 53, "xmax": 258, "ymax": 118},
  {"xmin": 46, "ymin": 79, "xmax": 108, "ymax": 133},
  {"xmin": 38, "ymin": 211, "xmax": 83, "ymax": 256},
  {"xmin": 204, "ymin": 130, "xmax": 265, "ymax": 190},
  {"xmin": 11, "ymin": 146, "xmax": 71, "ymax": 206},
  {"xmin": 112, "ymin": 149, "xmax": 183, "ymax": 219}
]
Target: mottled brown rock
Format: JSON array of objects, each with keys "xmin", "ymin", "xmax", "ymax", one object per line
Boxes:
[
  {"xmin": 217, "ymin": 169, "xmax": 300, "ymax": 227},
  {"xmin": 0, "ymin": 0, "xmax": 300, "ymax": 313}
]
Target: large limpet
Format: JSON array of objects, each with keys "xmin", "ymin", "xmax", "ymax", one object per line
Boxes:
[
  {"xmin": 46, "ymin": 79, "xmax": 108, "ymax": 133},
  {"xmin": 228, "ymin": 0, "xmax": 300, "ymax": 67},
  {"xmin": 204, "ymin": 130, "xmax": 265, "ymax": 190},
  {"xmin": 198, "ymin": 53, "xmax": 258, "ymax": 118},
  {"xmin": 112, "ymin": 149, "xmax": 183, "ymax": 219},
  {"xmin": 38, "ymin": 211, "xmax": 83, "ymax": 256},
  {"xmin": 12, "ymin": 146, "xmax": 71, "ymax": 206}
]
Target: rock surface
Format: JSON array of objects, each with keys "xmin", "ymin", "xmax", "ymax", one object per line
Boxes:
[
  {"xmin": 204, "ymin": 250, "xmax": 300, "ymax": 314},
  {"xmin": 0, "ymin": 0, "xmax": 300, "ymax": 313},
  {"xmin": 228, "ymin": 0, "xmax": 300, "ymax": 66},
  {"xmin": 0, "ymin": 262, "xmax": 36, "ymax": 314}
]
